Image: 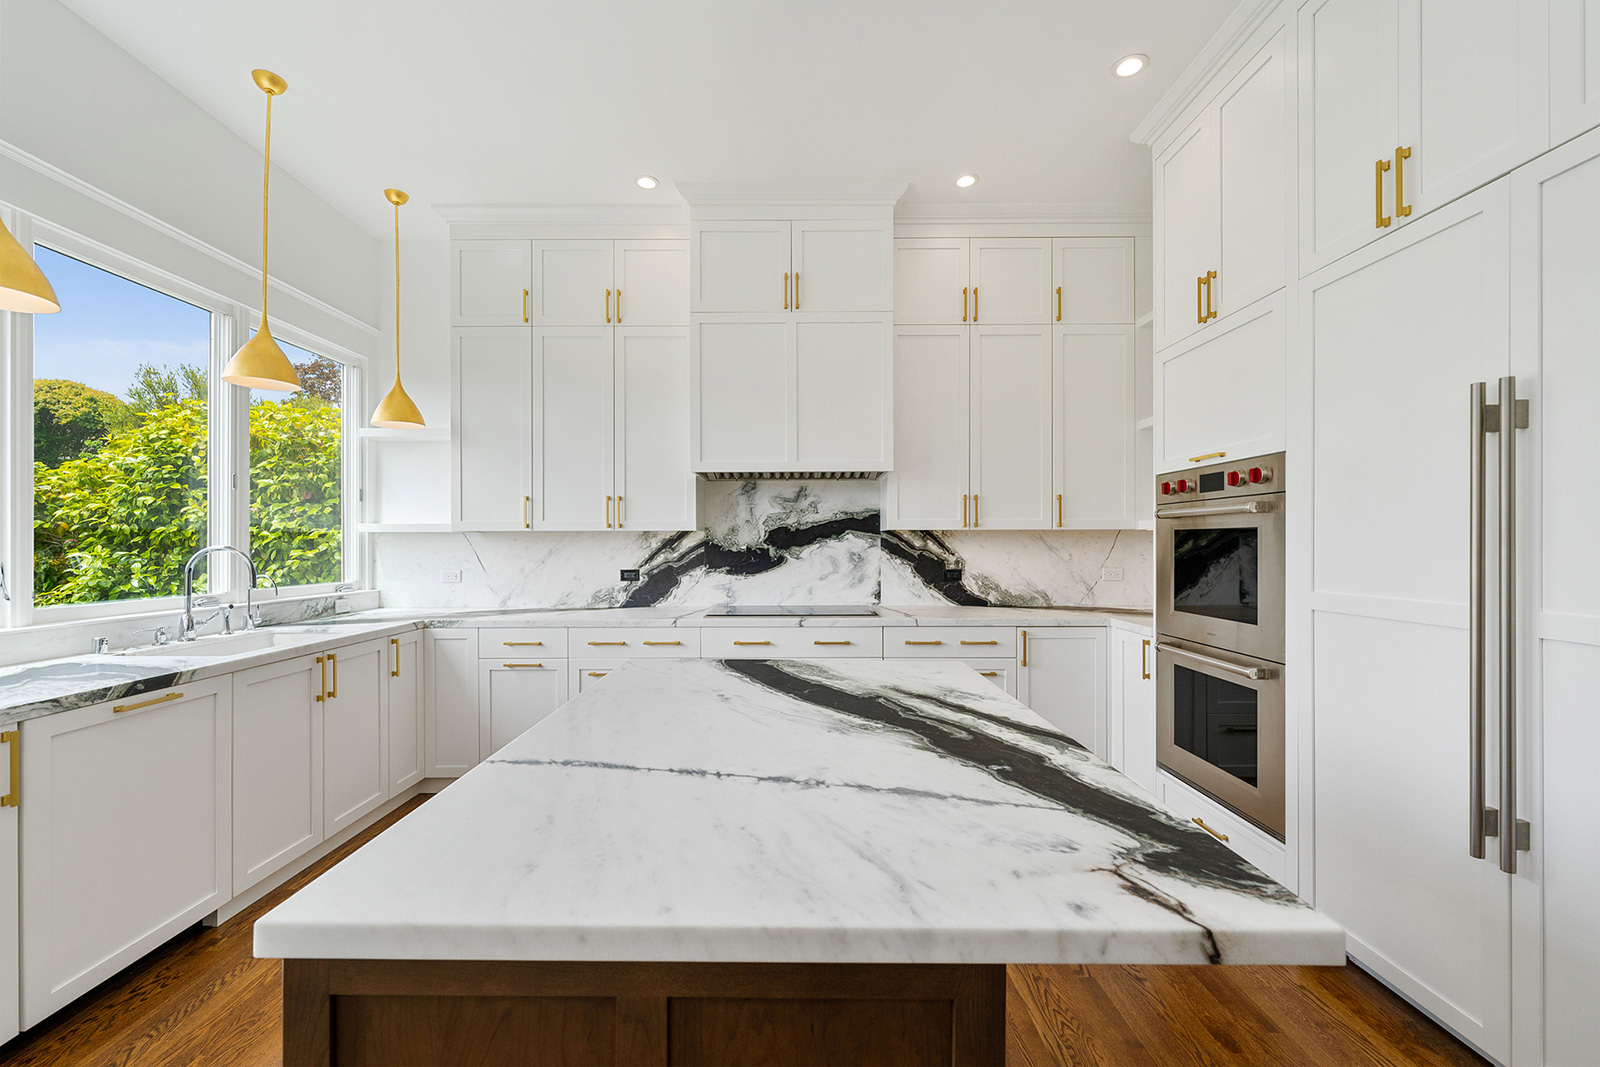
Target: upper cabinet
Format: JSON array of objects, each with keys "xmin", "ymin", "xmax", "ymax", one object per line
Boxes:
[
  {"xmin": 452, "ymin": 327, "xmax": 532, "ymax": 530},
  {"xmin": 1053, "ymin": 238, "xmax": 1136, "ymax": 324},
  {"xmin": 690, "ymin": 219, "xmax": 891, "ymax": 313},
  {"xmin": 532, "ymin": 239, "xmax": 689, "ymax": 326},
  {"xmin": 1298, "ymin": 0, "xmax": 1548, "ymax": 276},
  {"xmin": 896, "ymin": 237, "xmax": 1134, "ymax": 326},
  {"xmin": 970, "ymin": 239, "xmax": 1054, "ymax": 323},
  {"xmin": 1551, "ymin": 0, "xmax": 1600, "ymax": 143},
  {"xmin": 453, "ymin": 240, "xmax": 531, "ymax": 326}
]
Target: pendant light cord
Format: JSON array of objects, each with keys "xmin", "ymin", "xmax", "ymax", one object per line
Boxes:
[
  {"xmin": 394, "ymin": 201, "xmax": 402, "ymax": 379},
  {"xmin": 260, "ymin": 90, "xmax": 272, "ymax": 324}
]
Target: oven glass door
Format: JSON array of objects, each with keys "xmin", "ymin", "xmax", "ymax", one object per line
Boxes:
[{"xmin": 1156, "ymin": 499, "xmax": 1285, "ymax": 661}]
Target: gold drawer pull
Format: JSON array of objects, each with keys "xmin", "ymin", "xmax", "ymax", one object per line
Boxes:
[
  {"xmin": 587, "ymin": 671, "xmax": 608, "ymax": 677},
  {"xmin": 979, "ymin": 671, "xmax": 999, "ymax": 677},
  {"xmin": 1188, "ymin": 451, "xmax": 1226, "ymax": 463},
  {"xmin": 391, "ymin": 637, "xmax": 400, "ymax": 677},
  {"xmin": 1376, "ymin": 157, "xmax": 1392, "ymax": 228},
  {"xmin": 642, "ymin": 640, "xmax": 681, "ymax": 646},
  {"xmin": 814, "ymin": 640, "xmax": 852, "ymax": 646},
  {"xmin": 733, "ymin": 640, "xmax": 771, "ymax": 646},
  {"xmin": 327, "ymin": 653, "xmax": 337, "ymax": 699},
  {"xmin": 0, "ymin": 729, "xmax": 17, "ymax": 808},
  {"xmin": 1192, "ymin": 817, "xmax": 1230, "ymax": 843},
  {"xmin": 504, "ymin": 640, "xmax": 543, "ymax": 646},
  {"xmin": 588, "ymin": 640, "xmax": 628, "ymax": 646},
  {"xmin": 522, "ymin": 288, "xmax": 528, "ymax": 323},
  {"xmin": 316, "ymin": 656, "xmax": 326, "ymax": 702},
  {"xmin": 904, "ymin": 640, "xmax": 943, "ymax": 646},
  {"xmin": 114, "ymin": 691, "xmax": 183, "ymax": 714},
  {"xmin": 959, "ymin": 639, "xmax": 998, "ymax": 646},
  {"xmin": 503, "ymin": 662, "xmax": 544, "ymax": 669}
]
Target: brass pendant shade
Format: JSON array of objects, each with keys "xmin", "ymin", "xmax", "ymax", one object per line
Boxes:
[
  {"xmin": 370, "ymin": 187, "xmax": 425, "ymax": 428},
  {"xmin": 223, "ymin": 69, "xmax": 301, "ymax": 392},
  {"xmin": 0, "ymin": 215, "xmax": 60, "ymax": 314}
]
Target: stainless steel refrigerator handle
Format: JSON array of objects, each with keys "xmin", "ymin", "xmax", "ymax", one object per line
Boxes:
[
  {"xmin": 1469, "ymin": 382, "xmax": 1494, "ymax": 858},
  {"xmin": 1153, "ymin": 500, "xmax": 1274, "ymax": 519},
  {"xmin": 1499, "ymin": 376, "xmax": 1531, "ymax": 874},
  {"xmin": 1154, "ymin": 641, "xmax": 1274, "ymax": 681}
]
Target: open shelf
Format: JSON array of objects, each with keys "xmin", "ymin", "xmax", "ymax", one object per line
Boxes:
[
  {"xmin": 357, "ymin": 522, "xmax": 453, "ymax": 534},
  {"xmin": 359, "ymin": 427, "xmax": 450, "ymax": 441}
]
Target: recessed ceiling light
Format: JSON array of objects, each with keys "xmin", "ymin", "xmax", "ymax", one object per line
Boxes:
[
  {"xmin": 955, "ymin": 174, "xmax": 978, "ymax": 189},
  {"xmin": 636, "ymin": 175, "xmax": 659, "ymax": 190},
  {"xmin": 1114, "ymin": 54, "xmax": 1148, "ymax": 78}
]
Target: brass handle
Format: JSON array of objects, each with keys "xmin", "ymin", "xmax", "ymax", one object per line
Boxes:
[
  {"xmin": 316, "ymin": 656, "xmax": 326, "ymax": 702},
  {"xmin": 588, "ymin": 640, "xmax": 628, "ymax": 646},
  {"xmin": 522, "ymin": 288, "xmax": 528, "ymax": 323},
  {"xmin": 793, "ymin": 271, "xmax": 799, "ymax": 308},
  {"xmin": 962, "ymin": 286, "xmax": 968, "ymax": 322},
  {"xmin": 0, "ymin": 729, "xmax": 17, "ymax": 808},
  {"xmin": 904, "ymin": 640, "xmax": 943, "ymax": 645},
  {"xmin": 642, "ymin": 640, "xmax": 681, "ymax": 646},
  {"xmin": 813, "ymin": 640, "xmax": 852, "ymax": 645},
  {"xmin": 732, "ymin": 640, "xmax": 771, "ymax": 646},
  {"xmin": 1188, "ymin": 451, "xmax": 1227, "ymax": 462},
  {"xmin": 1141, "ymin": 638, "xmax": 1151, "ymax": 680},
  {"xmin": 972, "ymin": 286, "xmax": 977, "ymax": 321},
  {"xmin": 391, "ymin": 637, "xmax": 400, "ymax": 678},
  {"xmin": 973, "ymin": 494, "xmax": 978, "ymax": 527},
  {"xmin": 606, "ymin": 495, "xmax": 613, "ymax": 529},
  {"xmin": 1057, "ymin": 493, "xmax": 1063, "ymax": 527},
  {"xmin": 606, "ymin": 288, "xmax": 612, "ymax": 323},
  {"xmin": 979, "ymin": 671, "xmax": 999, "ymax": 677},
  {"xmin": 1197, "ymin": 274, "xmax": 1205, "ymax": 324},
  {"xmin": 504, "ymin": 640, "xmax": 543, "ymax": 646},
  {"xmin": 503, "ymin": 662, "xmax": 544, "ymax": 668},
  {"xmin": 587, "ymin": 671, "xmax": 608, "ymax": 677},
  {"xmin": 113, "ymin": 691, "xmax": 184, "ymax": 714},
  {"xmin": 1395, "ymin": 146, "xmax": 1412, "ymax": 218},
  {"xmin": 783, "ymin": 271, "xmax": 789, "ymax": 310},
  {"xmin": 616, "ymin": 495, "xmax": 622, "ymax": 526},
  {"xmin": 962, "ymin": 493, "xmax": 968, "ymax": 528},
  {"xmin": 615, "ymin": 288, "xmax": 621, "ymax": 322},
  {"xmin": 960, "ymin": 639, "xmax": 998, "ymax": 646},
  {"xmin": 1204, "ymin": 270, "xmax": 1217, "ymax": 321},
  {"xmin": 1376, "ymin": 158, "xmax": 1392, "ymax": 228},
  {"xmin": 1056, "ymin": 286, "xmax": 1062, "ymax": 321},
  {"xmin": 1192, "ymin": 817, "xmax": 1230, "ymax": 843},
  {"xmin": 1021, "ymin": 629, "xmax": 1028, "ymax": 667},
  {"xmin": 524, "ymin": 495, "xmax": 530, "ymax": 528},
  {"xmin": 327, "ymin": 652, "xmax": 337, "ymax": 699}
]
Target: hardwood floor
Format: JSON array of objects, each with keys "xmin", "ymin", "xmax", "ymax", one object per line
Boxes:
[{"xmin": 1, "ymin": 791, "xmax": 1484, "ymax": 1066}]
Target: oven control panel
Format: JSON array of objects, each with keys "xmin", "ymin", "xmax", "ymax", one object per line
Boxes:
[{"xmin": 1157, "ymin": 452, "xmax": 1285, "ymax": 501}]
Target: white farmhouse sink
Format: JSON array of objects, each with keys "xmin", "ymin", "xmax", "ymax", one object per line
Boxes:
[{"xmin": 118, "ymin": 630, "xmax": 326, "ymax": 658}]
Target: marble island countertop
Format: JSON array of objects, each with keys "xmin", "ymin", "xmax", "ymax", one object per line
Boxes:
[{"xmin": 254, "ymin": 657, "xmax": 1341, "ymax": 967}]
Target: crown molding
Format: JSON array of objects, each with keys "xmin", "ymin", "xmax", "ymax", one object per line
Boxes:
[
  {"xmin": 675, "ymin": 182, "xmax": 908, "ymax": 207},
  {"xmin": 894, "ymin": 201, "xmax": 1150, "ymax": 226},
  {"xmin": 1129, "ymin": 0, "xmax": 1284, "ymax": 146},
  {"xmin": 0, "ymin": 137, "xmax": 379, "ymax": 337},
  {"xmin": 432, "ymin": 202, "xmax": 689, "ymax": 226}
]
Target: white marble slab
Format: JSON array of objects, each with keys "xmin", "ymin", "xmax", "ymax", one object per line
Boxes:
[{"xmin": 255, "ymin": 658, "xmax": 1342, "ymax": 967}]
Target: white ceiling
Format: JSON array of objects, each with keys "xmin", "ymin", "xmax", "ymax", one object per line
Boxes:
[{"xmin": 59, "ymin": 0, "xmax": 1236, "ymax": 239}]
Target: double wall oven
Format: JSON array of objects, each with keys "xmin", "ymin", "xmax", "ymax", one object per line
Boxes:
[{"xmin": 1154, "ymin": 452, "xmax": 1286, "ymax": 839}]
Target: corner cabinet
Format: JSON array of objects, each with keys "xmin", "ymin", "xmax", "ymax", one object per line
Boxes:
[
  {"xmin": 452, "ymin": 327, "xmax": 532, "ymax": 530},
  {"xmin": 19, "ymin": 679, "xmax": 232, "ymax": 1027}
]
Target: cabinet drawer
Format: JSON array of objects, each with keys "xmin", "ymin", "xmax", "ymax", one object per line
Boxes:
[
  {"xmin": 481, "ymin": 628, "xmax": 568, "ymax": 658},
  {"xmin": 568, "ymin": 628, "xmax": 700, "ymax": 656},
  {"xmin": 570, "ymin": 660, "xmax": 625, "ymax": 694},
  {"xmin": 962, "ymin": 658, "xmax": 1018, "ymax": 697},
  {"xmin": 1157, "ymin": 771, "xmax": 1287, "ymax": 887},
  {"xmin": 883, "ymin": 627, "xmax": 1016, "ymax": 657},
  {"xmin": 702, "ymin": 628, "xmax": 883, "ymax": 658}
]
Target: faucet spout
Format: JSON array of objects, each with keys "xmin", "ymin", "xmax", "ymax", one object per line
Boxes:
[{"xmin": 181, "ymin": 545, "xmax": 260, "ymax": 641}]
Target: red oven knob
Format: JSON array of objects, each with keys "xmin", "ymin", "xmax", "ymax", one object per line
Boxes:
[
  {"xmin": 1175, "ymin": 478, "xmax": 1190, "ymax": 493},
  {"xmin": 1226, "ymin": 470, "xmax": 1244, "ymax": 487},
  {"xmin": 1159, "ymin": 481, "xmax": 1173, "ymax": 496},
  {"xmin": 1248, "ymin": 466, "xmax": 1272, "ymax": 484}
]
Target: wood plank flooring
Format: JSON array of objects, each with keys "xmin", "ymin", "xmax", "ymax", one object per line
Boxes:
[{"xmin": 0, "ymin": 791, "xmax": 1485, "ymax": 1066}]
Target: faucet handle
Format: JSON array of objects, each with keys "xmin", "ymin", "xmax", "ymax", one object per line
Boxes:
[
  {"xmin": 93, "ymin": 636, "xmax": 111, "ymax": 655},
  {"xmin": 131, "ymin": 624, "xmax": 171, "ymax": 646}
]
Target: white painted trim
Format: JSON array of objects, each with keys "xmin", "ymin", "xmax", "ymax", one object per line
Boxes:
[
  {"xmin": 893, "ymin": 201, "xmax": 1150, "ymax": 226},
  {"xmin": 676, "ymin": 182, "xmax": 908, "ymax": 207},
  {"xmin": 434, "ymin": 203, "xmax": 689, "ymax": 227},
  {"xmin": 1129, "ymin": 0, "xmax": 1285, "ymax": 147}
]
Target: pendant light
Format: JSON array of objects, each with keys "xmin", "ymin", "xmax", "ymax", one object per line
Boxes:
[
  {"xmin": 0, "ymin": 216, "xmax": 60, "ymax": 314},
  {"xmin": 223, "ymin": 69, "xmax": 301, "ymax": 392},
  {"xmin": 370, "ymin": 188, "xmax": 424, "ymax": 428}
]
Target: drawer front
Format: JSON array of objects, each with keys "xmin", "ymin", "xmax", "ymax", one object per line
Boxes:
[
  {"xmin": 569, "ymin": 628, "xmax": 700, "ymax": 656},
  {"xmin": 883, "ymin": 627, "xmax": 1016, "ymax": 657},
  {"xmin": 481, "ymin": 628, "xmax": 568, "ymax": 658},
  {"xmin": 1157, "ymin": 771, "xmax": 1287, "ymax": 886},
  {"xmin": 701, "ymin": 628, "xmax": 884, "ymax": 658},
  {"xmin": 961, "ymin": 658, "xmax": 1018, "ymax": 697},
  {"xmin": 570, "ymin": 660, "xmax": 625, "ymax": 694}
]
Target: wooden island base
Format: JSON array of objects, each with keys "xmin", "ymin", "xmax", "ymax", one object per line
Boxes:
[{"xmin": 283, "ymin": 958, "xmax": 1006, "ymax": 1066}]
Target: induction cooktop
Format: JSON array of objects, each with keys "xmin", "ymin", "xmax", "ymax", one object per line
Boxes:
[{"xmin": 703, "ymin": 605, "xmax": 879, "ymax": 617}]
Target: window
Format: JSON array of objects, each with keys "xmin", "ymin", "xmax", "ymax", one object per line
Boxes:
[
  {"xmin": 248, "ymin": 339, "xmax": 344, "ymax": 587},
  {"xmin": 31, "ymin": 247, "xmax": 213, "ymax": 607}
]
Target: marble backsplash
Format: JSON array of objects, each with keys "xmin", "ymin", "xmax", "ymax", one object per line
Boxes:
[{"xmin": 373, "ymin": 480, "xmax": 1152, "ymax": 610}]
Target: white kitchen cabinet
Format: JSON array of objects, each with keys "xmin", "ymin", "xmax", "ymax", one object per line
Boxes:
[
  {"xmin": 1551, "ymin": 0, "xmax": 1600, "ymax": 144},
  {"xmin": 1054, "ymin": 324, "xmax": 1136, "ymax": 528},
  {"xmin": 1158, "ymin": 771, "xmax": 1287, "ymax": 886},
  {"xmin": 1109, "ymin": 628, "xmax": 1156, "ymax": 794},
  {"xmin": 1052, "ymin": 238, "xmax": 1135, "ymax": 325},
  {"xmin": 322, "ymin": 638, "xmax": 388, "ymax": 837},
  {"xmin": 964, "ymin": 660, "xmax": 1017, "ymax": 697},
  {"xmin": 1154, "ymin": 118, "xmax": 1217, "ymax": 349},
  {"xmin": 969, "ymin": 238, "xmax": 1053, "ymax": 324},
  {"xmin": 452, "ymin": 239, "xmax": 531, "ymax": 326},
  {"xmin": 0, "ymin": 729, "xmax": 15, "ymax": 1045},
  {"xmin": 894, "ymin": 237, "xmax": 969, "ymax": 324},
  {"xmin": 20, "ymin": 679, "xmax": 231, "ymax": 1027},
  {"xmin": 531, "ymin": 240, "xmax": 612, "ymax": 326},
  {"xmin": 882, "ymin": 325, "xmax": 969, "ymax": 530},
  {"xmin": 533, "ymin": 326, "xmax": 614, "ymax": 531},
  {"xmin": 794, "ymin": 317, "xmax": 892, "ymax": 470},
  {"xmin": 897, "ymin": 236, "xmax": 1131, "ymax": 327},
  {"xmin": 426, "ymin": 628, "xmax": 480, "ymax": 777},
  {"xmin": 1017, "ymin": 627, "xmax": 1108, "ymax": 760},
  {"xmin": 452, "ymin": 327, "xmax": 532, "ymax": 530},
  {"xmin": 571, "ymin": 661, "xmax": 622, "ymax": 694},
  {"xmin": 232, "ymin": 654, "xmax": 322, "ymax": 893},
  {"xmin": 478, "ymin": 659, "xmax": 567, "ymax": 757},
  {"xmin": 387, "ymin": 632, "xmax": 425, "ymax": 795},
  {"xmin": 970, "ymin": 325, "xmax": 1052, "ymax": 528},
  {"xmin": 615, "ymin": 327, "xmax": 694, "ymax": 530},
  {"xmin": 614, "ymin": 240, "xmax": 689, "ymax": 326},
  {"xmin": 691, "ymin": 221, "xmax": 792, "ymax": 313},
  {"xmin": 692, "ymin": 317, "xmax": 788, "ymax": 470},
  {"xmin": 792, "ymin": 220, "xmax": 893, "ymax": 312}
]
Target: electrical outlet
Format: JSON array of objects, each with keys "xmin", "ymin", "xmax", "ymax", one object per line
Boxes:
[
  {"xmin": 942, "ymin": 568, "xmax": 964, "ymax": 583},
  {"xmin": 620, "ymin": 568, "xmax": 641, "ymax": 582},
  {"xmin": 441, "ymin": 569, "xmax": 462, "ymax": 584},
  {"xmin": 1101, "ymin": 567, "xmax": 1124, "ymax": 582}
]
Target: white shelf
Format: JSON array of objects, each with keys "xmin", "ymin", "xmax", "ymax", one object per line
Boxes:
[
  {"xmin": 359, "ymin": 427, "xmax": 450, "ymax": 441},
  {"xmin": 357, "ymin": 522, "xmax": 453, "ymax": 534}
]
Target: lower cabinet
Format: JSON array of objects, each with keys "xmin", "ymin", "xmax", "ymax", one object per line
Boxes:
[
  {"xmin": 322, "ymin": 638, "xmax": 389, "ymax": 837},
  {"xmin": 1157, "ymin": 770, "xmax": 1286, "ymax": 887},
  {"xmin": 478, "ymin": 659, "xmax": 568, "ymax": 757},
  {"xmin": 1108, "ymin": 628, "xmax": 1156, "ymax": 793},
  {"xmin": 19, "ymin": 679, "xmax": 232, "ymax": 1027},
  {"xmin": 426, "ymin": 628, "xmax": 480, "ymax": 777},
  {"xmin": 0, "ymin": 729, "xmax": 16, "ymax": 1044},
  {"xmin": 963, "ymin": 659, "xmax": 1017, "ymax": 697},
  {"xmin": 1017, "ymin": 627, "xmax": 1108, "ymax": 759},
  {"xmin": 232, "ymin": 654, "xmax": 323, "ymax": 894},
  {"xmin": 571, "ymin": 660, "xmax": 624, "ymax": 694},
  {"xmin": 387, "ymin": 632, "xmax": 425, "ymax": 795}
]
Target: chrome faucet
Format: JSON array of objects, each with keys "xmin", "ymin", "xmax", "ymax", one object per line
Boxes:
[{"xmin": 180, "ymin": 546, "xmax": 262, "ymax": 641}]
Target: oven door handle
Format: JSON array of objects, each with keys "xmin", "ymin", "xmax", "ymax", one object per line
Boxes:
[
  {"xmin": 1155, "ymin": 500, "xmax": 1273, "ymax": 519},
  {"xmin": 1155, "ymin": 641, "xmax": 1275, "ymax": 681}
]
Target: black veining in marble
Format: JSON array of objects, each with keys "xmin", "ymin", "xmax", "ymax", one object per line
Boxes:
[{"xmin": 881, "ymin": 532, "xmax": 989, "ymax": 606}]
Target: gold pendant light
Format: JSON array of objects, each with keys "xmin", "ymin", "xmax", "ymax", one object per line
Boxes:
[
  {"xmin": 223, "ymin": 69, "xmax": 301, "ymax": 392},
  {"xmin": 370, "ymin": 188, "xmax": 424, "ymax": 428},
  {"xmin": 0, "ymin": 215, "xmax": 60, "ymax": 314}
]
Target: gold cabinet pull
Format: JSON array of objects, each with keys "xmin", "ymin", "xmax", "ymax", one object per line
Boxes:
[
  {"xmin": 327, "ymin": 652, "xmax": 337, "ymax": 699},
  {"xmin": 904, "ymin": 639, "xmax": 943, "ymax": 646},
  {"xmin": 587, "ymin": 671, "xmax": 608, "ymax": 677},
  {"xmin": 606, "ymin": 495, "xmax": 613, "ymax": 529},
  {"xmin": 783, "ymin": 271, "xmax": 789, "ymax": 310},
  {"xmin": 391, "ymin": 637, "xmax": 400, "ymax": 678},
  {"xmin": 972, "ymin": 494, "xmax": 979, "ymax": 527},
  {"xmin": 962, "ymin": 493, "xmax": 968, "ymax": 528},
  {"xmin": 615, "ymin": 288, "xmax": 621, "ymax": 322},
  {"xmin": 524, "ymin": 495, "xmax": 530, "ymax": 529},
  {"xmin": 1203, "ymin": 270, "xmax": 1217, "ymax": 321},
  {"xmin": 1021, "ymin": 629, "xmax": 1028, "ymax": 667},
  {"xmin": 813, "ymin": 640, "xmax": 852, "ymax": 645},
  {"xmin": 962, "ymin": 286, "xmax": 968, "ymax": 322},
  {"xmin": 114, "ymin": 691, "xmax": 184, "ymax": 714},
  {"xmin": 1192, "ymin": 816, "xmax": 1229, "ymax": 842},
  {"xmin": 1141, "ymin": 638, "xmax": 1151, "ymax": 680},
  {"xmin": 522, "ymin": 288, "xmax": 529, "ymax": 323},
  {"xmin": 1395, "ymin": 146, "xmax": 1412, "ymax": 217},
  {"xmin": 642, "ymin": 640, "xmax": 681, "ymax": 646},
  {"xmin": 1057, "ymin": 492, "xmax": 1063, "ymax": 527},
  {"xmin": 793, "ymin": 271, "xmax": 799, "ymax": 308},
  {"xmin": 316, "ymin": 656, "xmax": 326, "ymax": 702},
  {"xmin": 0, "ymin": 729, "xmax": 17, "ymax": 808},
  {"xmin": 1376, "ymin": 158, "xmax": 1392, "ymax": 228},
  {"xmin": 959, "ymin": 639, "xmax": 998, "ymax": 646},
  {"xmin": 606, "ymin": 288, "xmax": 612, "ymax": 323},
  {"xmin": 615, "ymin": 495, "xmax": 622, "ymax": 526},
  {"xmin": 588, "ymin": 640, "xmax": 628, "ymax": 646},
  {"xmin": 732, "ymin": 640, "xmax": 771, "ymax": 646},
  {"xmin": 1189, "ymin": 451, "xmax": 1227, "ymax": 462},
  {"xmin": 504, "ymin": 640, "xmax": 543, "ymax": 646},
  {"xmin": 1197, "ymin": 274, "xmax": 1205, "ymax": 324},
  {"xmin": 1056, "ymin": 286, "xmax": 1062, "ymax": 321},
  {"xmin": 979, "ymin": 671, "xmax": 999, "ymax": 677},
  {"xmin": 503, "ymin": 662, "xmax": 544, "ymax": 668},
  {"xmin": 971, "ymin": 286, "xmax": 978, "ymax": 321}
]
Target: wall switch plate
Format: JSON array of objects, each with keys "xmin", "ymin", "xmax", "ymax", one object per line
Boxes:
[
  {"xmin": 1101, "ymin": 567, "xmax": 1124, "ymax": 582},
  {"xmin": 441, "ymin": 569, "xmax": 462, "ymax": 584},
  {"xmin": 943, "ymin": 568, "xmax": 964, "ymax": 582},
  {"xmin": 620, "ymin": 569, "xmax": 641, "ymax": 582}
]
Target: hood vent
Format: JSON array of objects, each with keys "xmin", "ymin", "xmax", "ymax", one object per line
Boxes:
[{"xmin": 697, "ymin": 471, "xmax": 883, "ymax": 481}]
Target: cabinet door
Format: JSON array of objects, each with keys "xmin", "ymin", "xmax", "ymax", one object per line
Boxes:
[
  {"xmin": 387, "ymin": 633, "xmax": 425, "ymax": 795},
  {"xmin": 426, "ymin": 629, "xmax": 480, "ymax": 777},
  {"xmin": 883, "ymin": 325, "xmax": 969, "ymax": 530},
  {"xmin": 323, "ymin": 640, "xmax": 388, "ymax": 837},
  {"xmin": 532, "ymin": 240, "xmax": 613, "ymax": 326},
  {"xmin": 795, "ymin": 316, "xmax": 892, "ymax": 471},
  {"xmin": 1052, "ymin": 238, "xmax": 1134, "ymax": 325},
  {"xmin": 895, "ymin": 238, "xmax": 970, "ymax": 324},
  {"xmin": 0, "ymin": 732, "xmax": 14, "ymax": 1044},
  {"xmin": 453, "ymin": 328, "xmax": 532, "ymax": 530},
  {"xmin": 615, "ymin": 327, "xmax": 694, "ymax": 531},
  {"xmin": 1114, "ymin": 630, "xmax": 1156, "ymax": 793},
  {"xmin": 1216, "ymin": 28, "xmax": 1288, "ymax": 318},
  {"xmin": 233, "ymin": 655, "xmax": 322, "ymax": 893},
  {"xmin": 969, "ymin": 238, "xmax": 1053, "ymax": 324},
  {"xmin": 1298, "ymin": 0, "xmax": 1401, "ymax": 275},
  {"xmin": 1551, "ymin": 0, "xmax": 1600, "ymax": 144},
  {"xmin": 1396, "ymin": 0, "xmax": 1548, "ymax": 220},
  {"xmin": 571, "ymin": 661, "xmax": 624, "ymax": 695},
  {"xmin": 19, "ymin": 680, "xmax": 230, "ymax": 1028},
  {"xmin": 1306, "ymin": 183, "xmax": 1511, "ymax": 1060},
  {"xmin": 533, "ymin": 327, "xmax": 613, "ymax": 530},
  {"xmin": 792, "ymin": 220, "xmax": 893, "ymax": 312},
  {"xmin": 1018, "ymin": 628, "xmax": 1108, "ymax": 759},
  {"xmin": 1054, "ymin": 325, "xmax": 1136, "ymax": 528},
  {"xmin": 452, "ymin": 240, "xmax": 531, "ymax": 326},
  {"xmin": 963, "ymin": 660, "xmax": 1017, "ymax": 697},
  {"xmin": 692, "ymin": 317, "xmax": 790, "ymax": 471},
  {"xmin": 970, "ymin": 325, "xmax": 1052, "ymax": 529},
  {"xmin": 614, "ymin": 239, "xmax": 688, "ymax": 326},
  {"xmin": 1154, "ymin": 117, "xmax": 1218, "ymax": 349},
  {"xmin": 692, "ymin": 221, "xmax": 792, "ymax": 313},
  {"xmin": 478, "ymin": 661, "xmax": 567, "ymax": 757}
]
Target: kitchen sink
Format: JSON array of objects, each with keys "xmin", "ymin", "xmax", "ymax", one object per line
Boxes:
[{"xmin": 117, "ymin": 630, "xmax": 327, "ymax": 658}]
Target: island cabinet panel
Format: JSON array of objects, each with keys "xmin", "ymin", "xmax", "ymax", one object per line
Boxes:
[
  {"xmin": 1017, "ymin": 627, "xmax": 1108, "ymax": 760},
  {"xmin": 233, "ymin": 655, "xmax": 323, "ymax": 894},
  {"xmin": 387, "ymin": 632, "xmax": 425, "ymax": 796},
  {"xmin": 322, "ymin": 638, "xmax": 389, "ymax": 837},
  {"xmin": 570, "ymin": 628, "xmax": 699, "ymax": 657},
  {"xmin": 478, "ymin": 660, "xmax": 568, "ymax": 758},
  {"xmin": 20, "ymin": 679, "xmax": 231, "ymax": 1028},
  {"xmin": 425, "ymin": 629, "xmax": 480, "ymax": 777},
  {"xmin": 702, "ymin": 628, "xmax": 884, "ymax": 658}
]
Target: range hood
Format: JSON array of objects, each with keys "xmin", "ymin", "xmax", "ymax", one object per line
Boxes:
[{"xmin": 697, "ymin": 470, "xmax": 884, "ymax": 481}]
